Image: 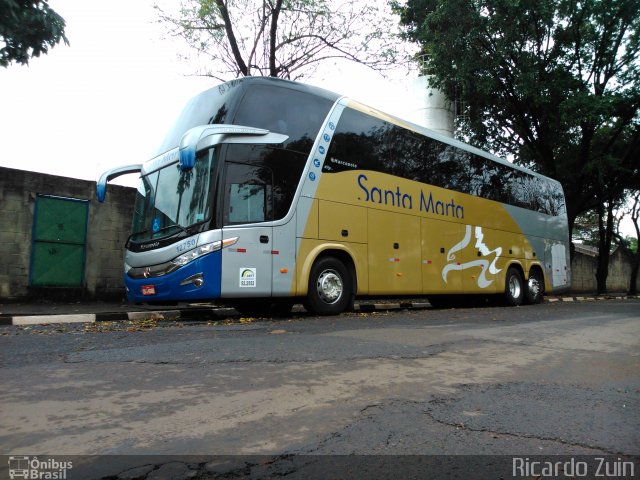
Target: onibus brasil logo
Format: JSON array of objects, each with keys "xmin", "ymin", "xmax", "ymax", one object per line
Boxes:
[{"xmin": 8, "ymin": 456, "xmax": 73, "ymax": 479}]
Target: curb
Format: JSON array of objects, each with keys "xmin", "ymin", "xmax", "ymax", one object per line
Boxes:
[
  {"xmin": 1, "ymin": 309, "xmax": 184, "ymax": 326},
  {"xmin": 1, "ymin": 295, "xmax": 638, "ymax": 326}
]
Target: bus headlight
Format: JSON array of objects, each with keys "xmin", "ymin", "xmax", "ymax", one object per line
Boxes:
[
  {"xmin": 127, "ymin": 237, "xmax": 238, "ymax": 279},
  {"xmin": 171, "ymin": 237, "xmax": 238, "ymax": 267},
  {"xmin": 172, "ymin": 242, "xmax": 219, "ymax": 267}
]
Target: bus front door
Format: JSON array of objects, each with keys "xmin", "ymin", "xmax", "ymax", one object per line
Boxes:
[
  {"xmin": 220, "ymin": 161, "xmax": 274, "ymax": 298},
  {"xmin": 221, "ymin": 225, "xmax": 273, "ymax": 297}
]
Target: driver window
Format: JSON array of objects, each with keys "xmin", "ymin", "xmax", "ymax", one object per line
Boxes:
[{"xmin": 224, "ymin": 162, "xmax": 273, "ymax": 225}]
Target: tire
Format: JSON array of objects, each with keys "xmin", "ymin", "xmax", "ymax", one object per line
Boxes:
[
  {"xmin": 503, "ymin": 266, "xmax": 524, "ymax": 306},
  {"xmin": 524, "ymin": 269, "xmax": 545, "ymax": 305},
  {"xmin": 305, "ymin": 257, "xmax": 352, "ymax": 315}
]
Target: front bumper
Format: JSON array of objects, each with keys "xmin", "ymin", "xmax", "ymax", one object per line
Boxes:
[{"xmin": 125, "ymin": 251, "xmax": 222, "ymax": 303}]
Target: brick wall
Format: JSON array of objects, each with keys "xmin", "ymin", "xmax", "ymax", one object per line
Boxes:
[{"xmin": 0, "ymin": 167, "xmax": 135, "ymax": 300}]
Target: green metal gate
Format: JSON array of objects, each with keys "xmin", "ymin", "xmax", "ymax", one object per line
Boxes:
[{"xmin": 30, "ymin": 195, "xmax": 89, "ymax": 287}]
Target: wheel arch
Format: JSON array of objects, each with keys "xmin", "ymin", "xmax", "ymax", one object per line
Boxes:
[
  {"xmin": 526, "ymin": 262, "xmax": 548, "ymax": 294},
  {"xmin": 297, "ymin": 244, "xmax": 359, "ymax": 297},
  {"xmin": 504, "ymin": 260, "xmax": 525, "ymax": 285},
  {"xmin": 527, "ymin": 263, "xmax": 544, "ymax": 279}
]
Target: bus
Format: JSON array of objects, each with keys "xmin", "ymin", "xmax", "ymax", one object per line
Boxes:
[{"xmin": 97, "ymin": 76, "xmax": 570, "ymax": 315}]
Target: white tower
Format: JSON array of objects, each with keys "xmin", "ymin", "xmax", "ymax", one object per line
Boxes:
[
  {"xmin": 399, "ymin": 76, "xmax": 455, "ymax": 138},
  {"xmin": 319, "ymin": 69, "xmax": 456, "ymax": 138},
  {"xmin": 351, "ymin": 75, "xmax": 456, "ymax": 138}
]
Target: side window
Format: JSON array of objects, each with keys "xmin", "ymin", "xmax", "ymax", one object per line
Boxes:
[
  {"xmin": 325, "ymin": 109, "xmax": 385, "ymax": 174},
  {"xmin": 326, "ymin": 108, "xmax": 565, "ymax": 216},
  {"xmin": 228, "ymin": 183, "xmax": 267, "ymax": 223},
  {"xmin": 223, "ymin": 144, "xmax": 308, "ymax": 225},
  {"xmin": 224, "ymin": 162, "xmax": 273, "ymax": 225}
]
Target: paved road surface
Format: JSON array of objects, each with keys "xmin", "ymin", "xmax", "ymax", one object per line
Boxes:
[{"xmin": 0, "ymin": 300, "xmax": 638, "ymax": 478}]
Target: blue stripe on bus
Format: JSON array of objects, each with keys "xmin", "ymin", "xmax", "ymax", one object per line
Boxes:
[{"xmin": 125, "ymin": 251, "xmax": 222, "ymax": 303}]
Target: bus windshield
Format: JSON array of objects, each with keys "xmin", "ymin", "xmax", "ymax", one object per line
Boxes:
[{"xmin": 130, "ymin": 147, "xmax": 216, "ymax": 243}]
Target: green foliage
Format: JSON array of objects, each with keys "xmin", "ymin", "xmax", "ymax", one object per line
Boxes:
[
  {"xmin": 573, "ymin": 210, "xmax": 601, "ymax": 247},
  {"xmin": 0, "ymin": 0, "xmax": 68, "ymax": 67},
  {"xmin": 394, "ymin": 0, "xmax": 640, "ymax": 229},
  {"xmin": 623, "ymin": 235, "xmax": 638, "ymax": 254}
]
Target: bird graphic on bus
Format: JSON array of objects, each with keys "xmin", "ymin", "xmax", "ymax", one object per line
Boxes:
[{"xmin": 442, "ymin": 225, "xmax": 502, "ymax": 288}]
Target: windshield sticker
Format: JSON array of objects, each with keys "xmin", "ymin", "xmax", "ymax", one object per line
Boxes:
[
  {"xmin": 152, "ymin": 218, "xmax": 161, "ymax": 233},
  {"xmin": 239, "ymin": 268, "xmax": 257, "ymax": 288}
]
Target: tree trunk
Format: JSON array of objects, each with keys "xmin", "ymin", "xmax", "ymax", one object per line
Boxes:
[
  {"xmin": 215, "ymin": 0, "xmax": 249, "ymax": 76},
  {"xmin": 268, "ymin": 0, "xmax": 283, "ymax": 77},
  {"xmin": 629, "ymin": 198, "xmax": 640, "ymax": 295},
  {"xmin": 630, "ymin": 257, "xmax": 639, "ymax": 295},
  {"xmin": 595, "ymin": 202, "xmax": 615, "ymax": 294}
]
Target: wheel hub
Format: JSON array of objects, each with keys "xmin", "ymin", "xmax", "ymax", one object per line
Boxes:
[
  {"xmin": 509, "ymin": 275, "xmax": 521, "ymax": 299},
  {"xmin": 528, "ymin": 277, "xmax": 540, "ymax": 297},
  {"xmin": 317, "ymin": 269, "xmax": 343, "ymax": 304}
]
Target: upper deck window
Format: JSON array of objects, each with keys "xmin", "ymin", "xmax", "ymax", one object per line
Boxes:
[
  {"xmin": 325, "ymin": 107, "xmax": 566, "ymax": 216},
  {"xmin": 234, "ymin": 85, "xmax": 335, "ymax": 155}
]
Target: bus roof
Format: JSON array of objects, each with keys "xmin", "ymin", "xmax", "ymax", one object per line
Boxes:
[{"xmin": 155, "ymin": 76, "xmax": 557, "ymax": 187}]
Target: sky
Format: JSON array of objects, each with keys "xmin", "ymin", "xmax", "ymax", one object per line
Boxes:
[{"xmin": 0, "ymin": 0, "xmax": 414, "ymax": 184}]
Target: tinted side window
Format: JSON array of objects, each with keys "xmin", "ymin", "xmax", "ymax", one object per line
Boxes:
[
  {"xmin": 234, "ymin": 85, "xmax": 334, "ymax": 155},
  {"xmin": 224, "ymin": 162, "xmax": 272, "ymax": 225},
  {"xmin": 326, "ymin": 107, "xmax": 566, "ymax": 216},
  {"xmin": 223, "ymin": 144, "xmax": 307, "ymax": 224}
]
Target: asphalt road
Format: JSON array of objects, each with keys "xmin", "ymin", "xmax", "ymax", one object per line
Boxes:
[{"xmin": 0, "ymin": 300, "xmax": 638, "ymax": 479}]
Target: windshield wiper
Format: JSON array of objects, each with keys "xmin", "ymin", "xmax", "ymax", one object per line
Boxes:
[
  {"xmin": 127, "ymin": 223, "xmax": 188, "ymax": 245},
  {"xmin": 154, "ymin": 224, "xmax": 188, "ymax": 236}
]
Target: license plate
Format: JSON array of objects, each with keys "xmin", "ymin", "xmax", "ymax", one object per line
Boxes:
[{"xmin": 141, "ymin": 285, "xmax": 156, "ymax": 296}]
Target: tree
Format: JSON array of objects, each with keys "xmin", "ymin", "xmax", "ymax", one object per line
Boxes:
[
  {"xmin": 394, "ymin": 0, "xmax": 640, "ymax": 294},
  {"xmin": 615, "ymin": 191, "xmax": 640, "ymax": 294},
  {"xmin": 155, "ymin": 0, "xmax": 406, "ymax": 81},
  {"xmin": 573, "ymin": 210, "xmax": 601, "ymax": 247},
  {"xmin": 0, "ymin": 0, "xmax": 68, "ymax": 67}
]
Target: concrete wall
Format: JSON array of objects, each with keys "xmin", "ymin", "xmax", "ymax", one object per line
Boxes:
[
  {"xmin": 0, "ymin": 167, "xmax": 135, "ymax": 300},
  {"xmin": 571, "ymin": 247, "xmax": 638, "ymax": 294}
]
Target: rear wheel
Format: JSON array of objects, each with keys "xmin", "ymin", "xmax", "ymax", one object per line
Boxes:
[
  {"xmin": 525, "ymin": 269, "xmax": 545, "ymax": 304},
  {"xmin": 503, "ymin": 267, "xmax": 524, "ymax": 306},
  {"xmin": 305, "ymin": 257, "xmax": 352, "ymax": 315}
]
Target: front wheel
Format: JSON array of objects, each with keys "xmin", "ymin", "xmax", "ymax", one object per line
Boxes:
[
  {"xmin": 525, "ymin": 269, "xmax": 545, "ymax": 304},
  {"xmin": 503, "ymin": 267, "xmax": 524, "ymax": 306},
  {"xmin": 305, "ymin": 257, "xmax": 352, "ymax": 315}
]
